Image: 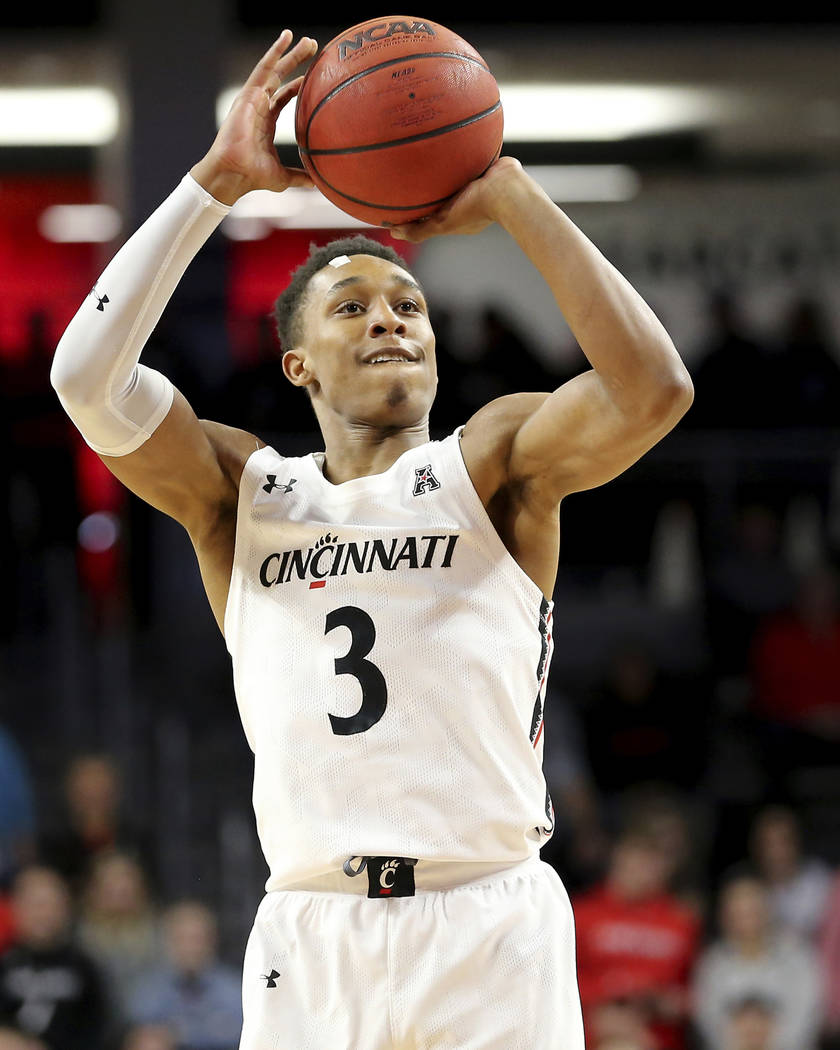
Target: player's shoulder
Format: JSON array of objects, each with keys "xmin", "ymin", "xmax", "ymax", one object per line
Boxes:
[
  {"xmin": 463, "ymin": 392, "xmax": 551, "ymax": 441},
  {"xmin": 460, "ymin": 392, "xmax": 551, "ymax": 501},
  {"xmin": 199, "ymin": 419, "xmax": 268, "ymax": 492}
]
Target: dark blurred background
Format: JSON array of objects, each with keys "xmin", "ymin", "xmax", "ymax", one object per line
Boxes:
[{"xmin": 1, "ymin": 5, "xmax": 839, "ymax": 1050}]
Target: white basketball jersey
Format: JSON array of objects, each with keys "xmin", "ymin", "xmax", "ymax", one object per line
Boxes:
[{"xmin": 224, "ymin": 428, "xmax": 555, "ymax": 891}]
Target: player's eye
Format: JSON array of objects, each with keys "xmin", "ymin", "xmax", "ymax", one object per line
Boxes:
[
  {"xmin": 337, "ymin": 301, "xmax": 365, "ymax": 314},
  {"xmin": 397, "ymin": 299, "xmax": 420, "ymax": 313}
]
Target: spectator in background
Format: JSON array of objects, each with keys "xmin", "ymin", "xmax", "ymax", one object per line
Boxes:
[
  {"xmin": 581, "ymin": 640, "xmax": 709, "ymax": 817},
  {"xmin": 455, "ymin": 305, "xmax": 548, "ymax": 417},
  {"xmin": 689, "ymin": 294, "xmax": 838, "ymax": 537},
  {"xmin": 40, "ymin": 754, "xmax": 153, "ymax": 896},
  {"xmin": 223, "ymin": 313, "xmax": 315, "ymax": 437},
  {"xmin": 819, "ymin": 872, "xmax": 840, "ymax": 1050},
  {"xmin": 0, "ymin": 900, "xmax": 14, "ymax": 958},
  {"xmin": 77, "ymin": 851, "xmax": 163, "ymax": 1024},
  {"xmin": 705, "ymin": 503, "xmax": 795, "ymax": 679},
  {"xmin": 687, "ymin": 292, "xmax": 779, "ymax": 429},
  {"xmin": 723, "ymin": 997, "xmax": 778, "ymax": 1050},
  {"xmin": 128, "ymin": 901, "xmax": 241, "ymax": 1050},
  {"xmin": 622, "ymin": 789, "xmax": 707, "ymax": 915},
  {"xmin": 692, "ymin": 873, "xmax": 822, "ymax": 1050},
  {"xmin": 774, "ymin": 297, "xmax": 840, "ymax": 429},
  {"xmin": 0, "ymin": 866, "xmax": 111, "ymax": 1050},
  {"xmin": 538, "ymin": 685, "xmax": 609, "ymax": 893},
  {"xmin": 476, "ymin": 305, "xmax": 549, "ymax": 393},
  {"xmin": 574, "ymin": 830, "xmax": 700, "ymax": 1050},
  {"xmin": 1, "ymin": 309, "xmax": 77, "ymax": 529},
  {"xmin": 771, "ymin": 298, "xmax": 840, "ymax": 537},
  {"xmin": 588, "ymin": 998, "xmax": 658, "ymax": 1050},
  {"xmin": 121, "ymin": 1024, "xmax": 177, "ymax": 1050},
  {"xmin": 749, "ymin": 562, "xmax": 840, "ymax": 784},
  {"xmin": 0, "ymin": 727, "xmax": 36, "ymax": 889},
  {"xmin": 749, "ymin": 805, "xmax": 832, "ymax": 943}
]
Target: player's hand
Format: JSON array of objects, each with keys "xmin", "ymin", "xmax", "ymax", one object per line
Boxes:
[
  {"xmin": 386, "ymin": 156, "xmax": 525, "ymax": 241},
  {"xmin": 190, "ymin": 30, "xmax": 318, "ymax": 205}
]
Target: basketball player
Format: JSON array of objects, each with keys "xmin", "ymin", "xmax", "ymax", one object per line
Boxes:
[{"xmin": 51, "ymin": 31, "xmax": 693, "ymax": 1050}]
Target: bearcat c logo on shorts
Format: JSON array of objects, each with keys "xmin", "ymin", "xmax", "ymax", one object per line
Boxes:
[{"xmin": 366, "ymin": 857, "xmax": 417, "ymax": 898}]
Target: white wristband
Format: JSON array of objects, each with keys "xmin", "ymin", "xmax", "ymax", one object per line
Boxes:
[{"xmin": 51, "ymin": 173, "xmax": 231, "ymax": 457}]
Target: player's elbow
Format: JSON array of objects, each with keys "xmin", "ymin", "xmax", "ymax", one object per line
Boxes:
[
  {"xmin": 651, "ymin": 365, "xmax": 692, "ymax": 422},
  {"xmin": 663, "ymin": 361, "xmax": 693, "ymax": 409},
  {"xmin": 51, "ymin": 336, "xmax": 99, "ymax": 409},
  {"xmin": 51, "ymin": 334, "xmax": 78, "ymax": 399},
  {"xmin": 639, "ymin": 361, "xmax": 694, "ymax": 429},
  {"xmin": 670, "ymin": 365, "xmax": 695, "ymax": 417}
]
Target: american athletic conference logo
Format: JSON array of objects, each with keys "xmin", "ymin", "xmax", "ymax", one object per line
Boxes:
[{"xmin": 413, "ymin": 464, "xmax": 440, "ymax": 496}]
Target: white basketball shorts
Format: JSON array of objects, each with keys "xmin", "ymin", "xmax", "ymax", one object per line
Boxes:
[{"xmin": 239, "ymin": 855, "xmax": 584, "ymax": 1050}]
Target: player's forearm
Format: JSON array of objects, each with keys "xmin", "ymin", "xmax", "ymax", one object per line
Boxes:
[
  {"xmin": 51, "ymin": 174, "xmax": 230, "ymax": 456},
  {"xmin": 490, "ymin": 170, "xmax": 692, "ymax": 414}
]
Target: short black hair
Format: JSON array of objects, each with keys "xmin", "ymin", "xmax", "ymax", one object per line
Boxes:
[{"xmin": 272, "ymin": 235, "xmax": 415, "ymax": 351}]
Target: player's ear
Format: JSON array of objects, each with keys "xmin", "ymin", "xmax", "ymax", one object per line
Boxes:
[{"xmin": 282, "ymin": 348, "xmax": 314, "ymax": 389}]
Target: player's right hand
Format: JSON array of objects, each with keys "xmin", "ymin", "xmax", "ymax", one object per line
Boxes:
[{"xmin": 190, "ymin": 30, "xmax": 318, "ymax": 205}]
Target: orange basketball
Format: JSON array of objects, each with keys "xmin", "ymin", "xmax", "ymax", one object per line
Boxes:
[{"xmin": 295, "ymin": 16, "xmax": 504, "ymax": 226}]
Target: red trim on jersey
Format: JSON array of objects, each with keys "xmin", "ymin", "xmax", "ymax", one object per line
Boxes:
[
  {"xmin": 309, "ymin": 580, "xmax": 326, "ymax": 589},
  {"xmin": 533, "ymin": 718, "xmax": 545, "ymax": 749},
  {"xmin": 538, "ymin": 631, "xmax": 553, "ymax": 693}
]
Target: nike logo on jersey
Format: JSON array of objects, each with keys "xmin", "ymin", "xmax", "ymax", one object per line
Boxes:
[
  {"xmin": 263, "ymin": 475, "xmax": 297, "ymax": 494},
  {"xmin": 412, "ymin": 464, "xmax": 440, "ymax": 496}
]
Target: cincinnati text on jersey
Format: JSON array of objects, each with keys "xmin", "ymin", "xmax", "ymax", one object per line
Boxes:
[{"xmin": 258, "ymin": 533, "xmax": 459, "ymax": 587}]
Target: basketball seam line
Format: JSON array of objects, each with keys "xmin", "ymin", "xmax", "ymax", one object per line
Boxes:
[
  {"xmin": 302, "ymin": 176, "xmax": 458, "ymax": 213},
  {"xmin": 299, "ymin": 101, "xmax": 502, "ymax": 157},
  {"xmin": 298, "ymin": 51, "xmax": 491, "ymax": 151},
  {"xmin": 301, "ymin": 148, "xmax": 501, "ymax": 213}
]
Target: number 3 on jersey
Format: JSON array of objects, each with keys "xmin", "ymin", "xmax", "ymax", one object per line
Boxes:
[{"xmin": 325, "ymin": 606, "xmax": 388, "ymax": 735}]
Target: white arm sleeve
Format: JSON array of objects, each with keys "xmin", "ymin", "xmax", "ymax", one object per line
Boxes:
[{"xmin": 50, "ymin": 173, "xmax": 231, "ymax": 457}]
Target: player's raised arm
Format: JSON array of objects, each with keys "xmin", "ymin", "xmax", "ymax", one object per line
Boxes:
[
  {"xmin": 50, "ymin": 31, "xmax": 318, "ymax": 538},
  {"xmin": 389, "ymin": 157, "xmax": 694, "ymax": 509}
]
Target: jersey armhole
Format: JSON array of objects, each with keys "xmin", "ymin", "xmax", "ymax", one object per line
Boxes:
[
  {"xmin": 447, "ymin": 429, "xmax": 553, "ymax": 611},
  {"xmin": 222, "ymin": 444, "xmax": 282, "ymax": 651}
]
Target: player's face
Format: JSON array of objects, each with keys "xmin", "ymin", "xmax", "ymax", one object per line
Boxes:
[{"xmin": 287, "ymin": 255, "xmax": 437, "ymax": 428}]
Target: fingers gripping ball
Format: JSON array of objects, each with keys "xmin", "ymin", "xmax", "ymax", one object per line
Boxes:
[{"xmin": 295, "ymin": 16, "xmax": 504, "ymax": 226}]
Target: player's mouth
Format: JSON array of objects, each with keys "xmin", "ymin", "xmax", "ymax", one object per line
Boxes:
[{"xmin": 362, "ymin": 347, "xmax": 419, "ymax": 365}]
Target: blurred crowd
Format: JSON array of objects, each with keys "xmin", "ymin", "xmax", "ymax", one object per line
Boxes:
[
  {"xmin": 0, "ymin": 756, "xmax": 241, "ymax": 1050},
  {"xmin": 556, "ymin": 799, "xmax": 840, "ymax": 1050},
  {"xmin": 0, "ymin": 285, "xmax": 839, "ymax": 1049}
]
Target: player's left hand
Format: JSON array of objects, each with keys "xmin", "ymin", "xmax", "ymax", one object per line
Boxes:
[{"xmin": 386, "ymin": 156, "xmax": 524, "ymax": 241}]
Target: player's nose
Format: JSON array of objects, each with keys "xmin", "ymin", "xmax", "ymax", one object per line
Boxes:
[{"xmin": 367, "ymin": 299, "xmax": 406, "ymax": 337}]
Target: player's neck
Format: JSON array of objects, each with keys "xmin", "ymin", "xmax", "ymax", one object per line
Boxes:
[{"xmin": 319, "ymin": 418, "xmax": 430, "ymax": 485}]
